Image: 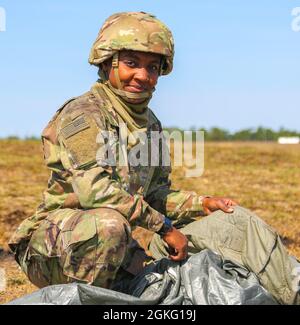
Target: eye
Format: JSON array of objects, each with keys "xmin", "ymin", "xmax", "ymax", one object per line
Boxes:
[
  {"xmin": 149, "ymin": 64, "xmax": 160, "ymax": 73},
  {"xmin": 124, "ymin": 60, "xmax": 136, "ymax": 68}
]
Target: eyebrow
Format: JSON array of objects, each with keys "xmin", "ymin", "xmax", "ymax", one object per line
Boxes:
[{"xmin": 122, "ymin": 53, "xmax": 161, "ymax": 65}]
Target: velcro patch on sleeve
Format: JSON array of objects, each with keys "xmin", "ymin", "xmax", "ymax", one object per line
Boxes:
[
  {"xmin": 61, "ymin": 116, "xmax": 90, "ymax": 139},
  {"xmin": 60, "ymin": 114, "xmax": 101, "ymax": 169}
]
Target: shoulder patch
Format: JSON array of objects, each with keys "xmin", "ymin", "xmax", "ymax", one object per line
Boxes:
[
  {"xmin": 59, "ymin": 114, "xmax": 100, "ymax": 169},
  {"xmin": 61, "ymin": 115, "xmax": 90, "ymax": 139}
]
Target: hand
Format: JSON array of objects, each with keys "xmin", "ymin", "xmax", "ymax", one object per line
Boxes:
[
  {"xmin": 202, "ymin": 197, "xmax": 238, "ymax": 215},
  {"xmin": 162, "ymin": 227, "xmax": 188, "ymax": 262}
]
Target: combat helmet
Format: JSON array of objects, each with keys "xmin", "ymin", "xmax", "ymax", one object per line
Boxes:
[{"xmin": 89, "ymin": 12, "xmax": 174, "ymax": 100}]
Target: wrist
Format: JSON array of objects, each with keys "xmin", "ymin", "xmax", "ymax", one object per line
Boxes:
[
  {"xmin": 199, "ymin": 195, "xmax": 211, "ymax": 207},
  {"xmin": 157, "ymin": 216, "xmax": 173, "ymax": 236}
]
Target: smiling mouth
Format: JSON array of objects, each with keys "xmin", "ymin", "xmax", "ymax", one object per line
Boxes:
[{"xmin": 124, "ymin": 85, "xmax": 147, "ymax": 93}]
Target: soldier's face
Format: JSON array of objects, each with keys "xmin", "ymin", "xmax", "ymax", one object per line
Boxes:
[{"xmin": 103, "ymin": 50, "xmax": 161, "ymax": 98}]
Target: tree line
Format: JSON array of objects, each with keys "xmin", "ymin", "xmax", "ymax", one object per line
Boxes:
[
  {"xmin": 163, "ymin": 127, "xmax": 300, "ymax": 142},
  {"xmin": 2, "ymin": 127, "xmax": 300, "ymax": 142}
]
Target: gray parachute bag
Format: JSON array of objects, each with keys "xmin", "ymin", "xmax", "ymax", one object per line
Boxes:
[{"xmin": 8, "ymin": 249, "xmax": 277, "ymax": 305}]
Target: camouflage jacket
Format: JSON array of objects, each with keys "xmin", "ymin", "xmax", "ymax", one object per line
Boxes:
[{"xmin": 9, "ymin": 85, "xmax": 204, "ymax": 253}]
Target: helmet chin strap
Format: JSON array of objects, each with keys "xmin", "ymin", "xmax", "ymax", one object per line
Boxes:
[
  {"xmin": 111, "ymin": 52, "xmax": 123, "ymax": 90},
  {"xmin": 108, "ymin": 52, "xmax": 154, "ymax": 101}
]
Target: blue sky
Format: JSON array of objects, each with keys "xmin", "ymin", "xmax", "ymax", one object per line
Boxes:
[{"xmin": 0, "ymin": 0, "xmax": 299, "ymax": 137}]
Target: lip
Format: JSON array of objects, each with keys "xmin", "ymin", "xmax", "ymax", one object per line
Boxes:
[{"xmin": 124, "ymin": 85, "xmax": 147, "ymax": 93}]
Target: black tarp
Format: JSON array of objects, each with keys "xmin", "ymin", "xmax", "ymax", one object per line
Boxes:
[{"xmin": 8, "ymin": 249, "xmax": 277, "ymax": 305}]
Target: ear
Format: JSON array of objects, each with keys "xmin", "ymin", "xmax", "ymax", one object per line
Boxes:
[
  {"xmin": 100, "ymin": 59, "xmax": 113, "ymax": 79},
  {"xmin": 100, "ymin": 62, "xmax": 107, "ymax": 74},
  {"xmin": 102, "ymin": 58, "xmax": 112, "ymax": 71}
]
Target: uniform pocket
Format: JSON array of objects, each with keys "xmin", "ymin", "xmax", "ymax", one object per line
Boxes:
[{"xmin": 60, "ymin": 213, "xmax": 98, "ymax": 283}]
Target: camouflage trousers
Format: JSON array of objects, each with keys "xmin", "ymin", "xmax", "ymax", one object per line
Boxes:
[
  {"xmin": 17, "ymin": 208, "xmax": 132, "ymax": 289},
  {"xmin": 16, "ymin": 206, "xmax": 299, "ymax": 304}
]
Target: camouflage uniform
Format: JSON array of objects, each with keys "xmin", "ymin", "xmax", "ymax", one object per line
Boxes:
[
  {"xmin": 9, "ymin": 12, "xmax": 204, "ymax": 289},
  {"xmin": 9, "ymin": 12, "xmax": 299, "ymax": 304}
]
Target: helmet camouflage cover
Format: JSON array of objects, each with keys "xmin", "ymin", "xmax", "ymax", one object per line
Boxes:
[{"xmin": 89, "ymin": 12, "xmax": 174, "ymax": 75}]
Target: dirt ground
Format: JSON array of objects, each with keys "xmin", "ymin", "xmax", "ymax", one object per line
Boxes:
[{"xmin": 0, "ymin": 140, "xmax": 299, "ymax": 304}]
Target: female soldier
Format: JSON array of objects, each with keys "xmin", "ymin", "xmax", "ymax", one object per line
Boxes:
[{"xmin": 9, "ymin": 12, "xmax": 299, "ymax": 304}]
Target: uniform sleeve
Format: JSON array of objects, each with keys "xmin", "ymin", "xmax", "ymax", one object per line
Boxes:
[
  {"xmin": 149, "ymin": 186, "xmax": 205, "ymax": 225},
  {"xmin": 56, "ymin": 105, "xmax": 164, "ymax": 233},
  {"xmin": 147, "ymin": 165, "xmax": 206, "ymax": 225}
]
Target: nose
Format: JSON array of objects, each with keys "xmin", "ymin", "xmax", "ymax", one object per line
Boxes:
[{"xmin": 134, "ymin": 67, "xmax": 150, "ymax": 83}]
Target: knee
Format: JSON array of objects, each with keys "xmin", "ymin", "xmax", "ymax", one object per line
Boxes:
[
  {"xmin": 212, "ymin": 205, "xmax": 256, "ymax": 223},
  {"xmin": 202, "ymin": 205, "xmax": 272, "ymax": 237},
  {"xmin": 86, "ymin": 208, "xmax": 131, "ymax": 244},
  {"xmin": 231, "ymin": 205, "xmax": 253, "ymax": 223},
  {"xmin": 60, "ymin": 209, "xmax": 131, "ymax": 286},
  {"xmin": 233, "ymin": 206, "xmax": 275, "ymax": 230},
  {"xmin": 205, "ymin": 205, "xmax": 251, "ymax": 225}
]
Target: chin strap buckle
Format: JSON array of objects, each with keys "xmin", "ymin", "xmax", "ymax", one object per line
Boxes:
[{"xmin": 112, "ymin": 52, "xmax": 119, "ymax": 68}]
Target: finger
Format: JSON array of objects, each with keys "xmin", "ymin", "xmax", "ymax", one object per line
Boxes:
[
  {"xmin": 167, "ymin": 246, "xmax": 176, "ymax": 255},
  {"xmin": 169, "ymin": 246, "xmax": 188, "ymax": 261},
  {"xmin": 225, "ymin": 198, "xmax": 238, "ymax": 206},
  {"xmin": 226, "ymin": 199, "xmax": 234, "ymax": 206},
  {"xmin": 227, "ymin": 199, "xmax": 238, "ymax": 206},
  {"xmin": 169, "ymin": 254, "xmax": 181, "ymax": 261},
  {"xmin": 218, "ymin": 201, "xmax": 234, "ymax": 213},
  {"xmin": 224, "ymin": 199, "xmax": 230, "ymax": 205},
  {"xmin": 203, "ymin": 207, "xmax": 212, "ymax": 215},
  {"xmin": 169, "ymin": 251, "xmax": 187, "ymax": 262}
]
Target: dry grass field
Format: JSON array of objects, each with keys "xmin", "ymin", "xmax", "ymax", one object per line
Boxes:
[{"xmin": 0, "ymin": 140, "xmax": 299, "ymax": 304}]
